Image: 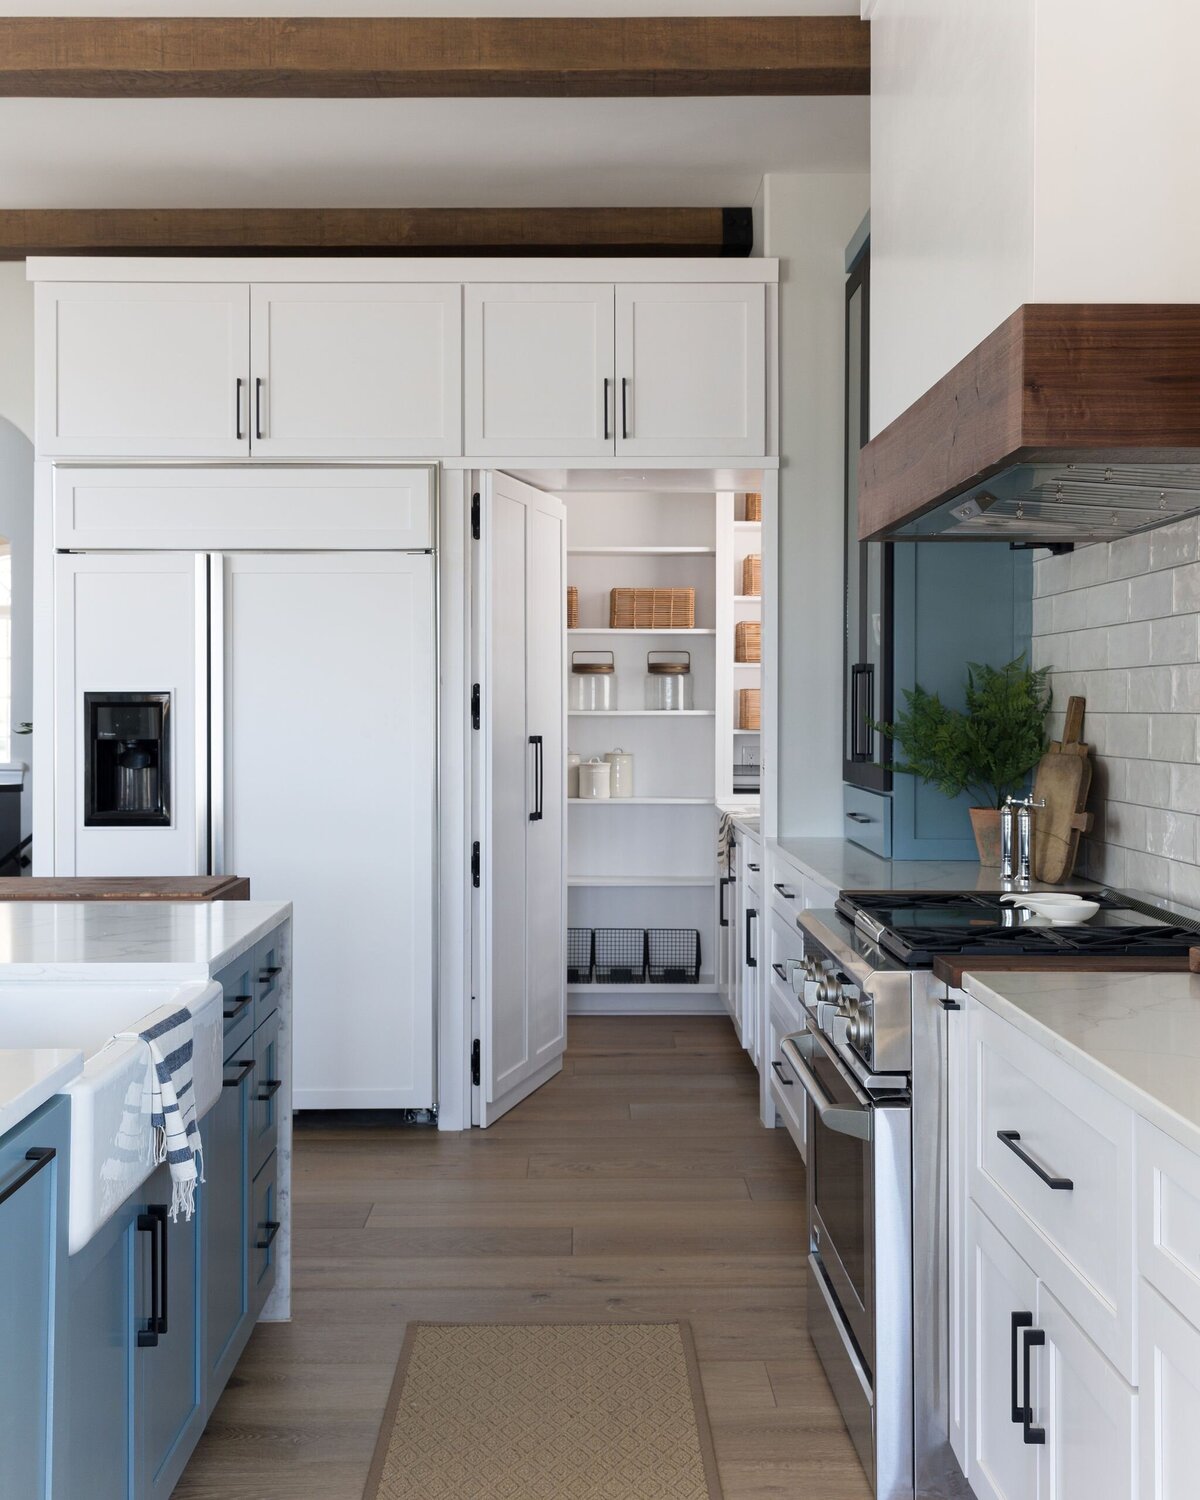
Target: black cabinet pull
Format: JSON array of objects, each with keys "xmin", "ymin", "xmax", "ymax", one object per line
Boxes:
[
  {"xmin": 997, "ymin": 1130, "xmax": 1074, "ymax": 1191},
  {"xmin": 1010, "ymin": 1311, "xmax": 1033, "ymax": 1423},
  {"xmin": 258, "ymin": 1078, "xmax": 283, "ymax": 1102},
  {"xmin": 528, "ymin": 735, "xmax": 544, "ymax": 822},
  {"xmin": 846, "ymin": 811, "xmax": 875, "ymax": 824},
  {"xmin": 745, "ymin": 908, "xmax": 758, "ymax": 968},
  {"xmin": 850, "ymin": 662, "xmax": 874, "ymax": 760},
  {"xmin": 235, "ymin": 376, "xmax": 244, "ymax": 441},
  {"xmin": 223, "ymin": 993, "xmax": 253, "ymax": 1023},
  {"xmin": 259, "ymin": 966, "xmax": 282, "ymax": 985},
  {"xmin": 254, "ymin": 376, "xmax": 264, "ymax": 440},
  {"xmin": 603, "ymin": 376, "xmax": 610, "ymax": 441},
  {"xmin": 621, "ymin": 376, "xmax": 629, "ymax": 439},
  {"xmin": 136, "ymin": 1211, "xmax": 160, "ymax": 1347},
  {"xmin": 770, "ymin": 1059, "xmax": 793, "ymax": 1086},
  {"xmin": 256, "ymin": 1220, "xmax": 281, "ymax": 1251},
  {"xmin": 1021, "ymin": 1328, "xmax": 1046, "ymax": 1444},
  {"xmin": 940, "ymin": 996, "xmax": 963, "ymax": 1011},
  {"xmin": 748, "ymin": 862, "xmax": 760, "ymax": 872},
  {"xmin": 223, "ymin": 1058, "xmax": 255, "ymax": 1087},
  {"xmin": 771, "ymin": 962, "xmax": 788, "ymax": 984},
  {"xmin": 152, "ymin": 1203, "xmax": 169, "ymax": 1335},
  {"xmin": 773, "ymin": 882, "xmax": 796, "ymax": 900},
  {"xmin": 0, "ymin": 1146, "xmax": 55, "ymax": 1208},
  {"xmin": 719, "ymin": 875, "xmax": 731, "ymax": 928}
]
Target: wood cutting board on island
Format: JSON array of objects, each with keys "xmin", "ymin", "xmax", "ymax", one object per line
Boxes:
[{"xmin": 1032, "ymin": 694, "xmax": 1094, "ymax": 884}]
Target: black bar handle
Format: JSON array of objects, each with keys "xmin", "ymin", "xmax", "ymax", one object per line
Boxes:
[
  {"xmin": 603, "ymin": 376, "xmax": 610, "ymax": 441},
  {"xmin": 621, "ymin": 376, "xmax": 629, "ymax": 439},
  {"xmin": 771, "ymin": 961, "xmax": 788, "ymax": 984},
  {"xmin": 719, "ymin": 875, "xmax": 731, "ymax": 928},
  {"xmin": 235, "ymin": 376, "xmax": 244, "ymax": 441},
  {"xmin": 997, "ymin": 1130, "xmax": 1074, "ymax": 1191},
  {"xmin": 152, "ymin": 1203, "xmax": 169, "ymax": 1335},
  {"xmin": 748, "ymin": 862, "xmax": 760, "ymax": 872},
  {"xmin": 773, "ymin": 882, "xmax": 796, "ymax": 900},
  {"xmin": 1021, "ymin": 1328, "xmax": 1046, "ymax": 1444},
  {"xmin": 136, "ymin": 1211, "xmax": 160, "ymax": 1347},
  {"xmin": 846, "ymin": 811, "xmax": 874, "ymax": 824},
  {"xmin": 223, "ymin": 1058, "xmax": 255, "ymax": 1088},
  {"xmin": 223, "ymin": 993, "xmax": 253, "ymax": 1023},
  {"xmin": 528, "ymin": 734, "xmax": 544, "ymax": 822},
  {"xmin": 940, "ymin": 996, "xmax": 963, "ymax": 1012},
  {"xmin": 745, "ymin": 907, "xmax": 758, "ymax": 967},
  {"xmin": 770, "ymin": 1059, "xmax": 793, "ymax": 1086},
  {"xmin": 256, "ymin": 1220, "xmax": 281, "ymax": 1251},
  {"xmin": 254, "ymin": 376, "xmax": 264, "ymax": 441},
  {"xmin": 258, "ymin": 1078, "xmax": 283, "ymax": 1102},
  {"xmin": 0, "ymin": 1146, "xmax": 55, "ymax": 1208},
  {"xmin": 1010, "ymin": 1311, "xmax": 1033, "ymax": 1423},
  {"xmin": 259, "ymin": 966, "xmax": 282, "ymax": 984}
]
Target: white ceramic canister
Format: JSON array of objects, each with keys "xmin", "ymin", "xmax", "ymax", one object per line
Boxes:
[
  {"xmin": 566, "ymin": 751, "xmax": 582, "ymax": 799},
  {"xmin": 577, "ymin": 757, "xmax": 612, "ymax": 799},
  {"xmin": 604, "ymin": 747, "xmax": 634, "ymax": 798}
]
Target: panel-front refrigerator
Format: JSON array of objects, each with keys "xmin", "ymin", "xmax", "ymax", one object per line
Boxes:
[{"xmin": 54, "ymin": 548, "xmax": 437, "ymax": 1111}]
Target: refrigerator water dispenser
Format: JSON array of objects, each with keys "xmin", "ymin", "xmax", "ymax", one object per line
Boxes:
[{"xmin": 84, "ymin": 692, "xmax": 172, "ymax": 826}]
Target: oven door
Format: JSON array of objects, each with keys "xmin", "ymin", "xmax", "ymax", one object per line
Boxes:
[{"xmin": 783, "ymin": 1024, "xmax": 876, "ymax": 1361}]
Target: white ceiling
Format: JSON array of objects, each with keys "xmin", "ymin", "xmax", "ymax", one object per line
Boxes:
[{"xmin": 0, "ymin": 96, "xmax": 869, "ymax": 208}]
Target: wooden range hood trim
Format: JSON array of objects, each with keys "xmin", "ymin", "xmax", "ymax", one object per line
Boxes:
[{"xmin": 857, "ymin": 304, "xmax": 1200, "ymax": 542}]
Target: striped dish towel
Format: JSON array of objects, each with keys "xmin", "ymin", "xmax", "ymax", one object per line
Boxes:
[{"xmin": 114, "ymin": 1005, "xmax": 205, "ymax": 1222}]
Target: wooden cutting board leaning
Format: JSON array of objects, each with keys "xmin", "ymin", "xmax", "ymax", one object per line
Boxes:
[{"xmin": 1032, "ymin": 695, "xmax": 1094, "ymax": 884}]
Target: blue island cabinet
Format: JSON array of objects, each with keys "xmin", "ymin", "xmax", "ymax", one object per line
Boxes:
[{"xmin": 0, "ymin": 1094, "xmax": 70, "ymax": 1500}]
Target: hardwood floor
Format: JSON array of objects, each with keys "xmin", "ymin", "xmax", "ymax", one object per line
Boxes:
[{"xmin": 174, "ymin": 1016, "xmax": 871, "ymax": 1500}]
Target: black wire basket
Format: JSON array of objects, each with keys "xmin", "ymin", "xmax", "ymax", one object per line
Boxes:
[
  {"xmin": 647, "ymin": 928, "xmax": 701, "ymax": 985},
  {"xmin": 594, "ymin": 928, "xmax": 647, "ymax": 985},
  {"xmin": 567, "ymin": 928, "xmax": 594, "ymax": 984}
]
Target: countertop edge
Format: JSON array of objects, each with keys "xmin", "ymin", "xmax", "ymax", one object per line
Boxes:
[{"xmin": 0, "ymin": 1049, "xmax": 83, "ymax": 1139}]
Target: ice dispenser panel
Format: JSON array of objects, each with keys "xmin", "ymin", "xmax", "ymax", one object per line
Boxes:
[{"xmin": 84, "ymin": 692, "xmax": 172, "ymax": 827}]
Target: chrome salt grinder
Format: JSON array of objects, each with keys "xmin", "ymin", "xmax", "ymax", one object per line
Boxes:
[
  {"xmin": 1015, "ymin": 796, "xmax": 1046, "ymax": 885},
  {"xmin": 1000, "ymin": 796, "xmax": 1017, "ymax": 880}
]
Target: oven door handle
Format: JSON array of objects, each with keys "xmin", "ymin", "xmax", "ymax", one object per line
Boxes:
[{"xmin": 780, "ymin": 1034, "xmax": 872, "ymax": 1142}]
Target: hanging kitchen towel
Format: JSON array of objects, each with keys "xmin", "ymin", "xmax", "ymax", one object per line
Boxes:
[
  {"xmin": 718, "ymin": 812, "xmax": 733, "ymax": 872},
  {"xmin": 114, "ymin": 1005, "xmax": 205, "ymax": 1221}
]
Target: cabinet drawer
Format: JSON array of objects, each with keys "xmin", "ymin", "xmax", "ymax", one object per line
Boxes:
[
  {"xmin": 253, "ymin": 929, "xmax": 285, "ymax": 1032},
  {"xmin": 844, "ymin": 785, "xmax": 892, "ymax": 857},
  {"xmin": 767, "ymin": 905, "xmax": 804, "ymax": 1026},
  {"xmin": 769, "ymin": 871, "xmax": 801, "ymax": 924},
  {"xmin": 968, "ymin": 1002, "xmax": 1135, "ymax": 1376},
  {"xmin": 1139, "ymin": 1278, "xmax": 1200, "ymax": 1500},
  {"xmin": 251, "ymin": 1008, "xmax": 283, "ymax": 1179},
  {"xmin": 766, "ymin": 999, "xmax": 805, "ymax": 1161},
  {"xmin": 1138, "ymin": 1116, "xmax": 1200, "ymax": 1332},
  {"xmin": 250, "ymin": 1150, "xmax": 279, "ymax": 1316},
  {"xmin": 215, "ymin": 949, "xmax": 256, "ymax": 1063}
]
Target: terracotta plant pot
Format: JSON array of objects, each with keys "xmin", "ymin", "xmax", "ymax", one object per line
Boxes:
[{"xmin": 969, "ymin": 807, "xmax": 1003, "ymax": 867}]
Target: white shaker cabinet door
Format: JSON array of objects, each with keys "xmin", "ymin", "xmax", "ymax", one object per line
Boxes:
[
  {"xmin": 36, "ymin": 283, "xmax": 250, "ymax": 457},
  {"xmin": 465, "ymin": 284, "xmax": 614, "ymax": 456},
  {"xmin": 615, "ymin": 283, "xmax": 766, "ymax": 457},
  {"xmin": 54, "ymin": 552, "xmax": 206, "ymax": 876},
  {"xmin": 249, "ymin": 284, "xmax": 462, "ymax": 457},
  {"xmin": 219, "ymin": 552, "xmax": 436, "ymax": 1111},
  {"xmin": 1140, "ymin": 1280, "xmax": 1200, "ymax": 1500}
]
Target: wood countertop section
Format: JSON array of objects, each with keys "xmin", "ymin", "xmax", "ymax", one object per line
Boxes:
[
  {"xmin": 0, "ymin": 876, "xmax": 250, "ymax": 902},
  {"xmin": 933, "ymin": 953, "xmax": 1192, "ymax": 989}
]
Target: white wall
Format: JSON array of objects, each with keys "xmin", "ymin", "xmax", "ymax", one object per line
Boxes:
[
  {"xmin": 761, "ymin": 171, "xmax": 870, "ymax": 836},
  {"xmin": 0, "ymin": 266, "xmax": 34, "ymax": 443}
]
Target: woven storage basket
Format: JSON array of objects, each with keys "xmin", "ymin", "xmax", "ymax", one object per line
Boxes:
[
  {"xmin": 609, "ymin": 587, "xmax": 695, "ymax": 630},
  {"xmin": 734, "ymin": 620, "xmax": 761, "ymax": 662},
  {"xmin": 566, "ymin": 586, "xmax": 579, "ymax": 629},
  {"xmin": 744, "ymin": 491, "xmax": 762, "ymax": 521},
  {"xmin": 738, "ymin": 688, "xmax": 762, "ymax": 731},
  {"xmin": 742, "ymin": 554, "xmax": 762, "ymax": 597}
]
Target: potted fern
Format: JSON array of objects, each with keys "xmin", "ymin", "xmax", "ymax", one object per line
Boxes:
[{"xmin": 872, "ymin": 656, "xmax": 1052, "ymax": 866}]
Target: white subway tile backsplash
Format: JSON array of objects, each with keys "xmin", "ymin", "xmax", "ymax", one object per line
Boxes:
[
  {"xmin": 1034, "ymin": 550, "xmax": 1072, "ymax": 598},
  {"xmin": 1129, "ymin": 569, "xmax": 1174, "ymax": 621},
  {"xmin": 1032, "ymin": 596, "xmax": 1053, "ymax": 636},
  {"xmin": 1149, "ymin": 714, "xmax": 1198, "ymax": 763},
  {"xmin": 1107, "ymin": 621, "xmax": 1153, "ymax": 669},
  {"xmin": 1173, "ymin": 561, "xmax": 1200, "ymax": 615},
  {"xmin": 1104, "ymin": 800, "xmax": 1147, "ymax": 850},
  {"xmin": 1145, "ymin": 807, "xmax": 1197, "ymax": 863},
  {"xmin": 1067, "ymin": 628, "xmax": 1110, "ymax": 670},
  {"xmin": 1052, "ymin": 588, "xmax": 1088, "ymax": 633},
  {"xmin": 1070, "ymin": 544, "xmax": 1110, "ymax": 590},
  {"xmin": 1085, "ymin": 579, "xmax": 1131, "ymax": 627},
  {"xmin": 1169, "ymin": 762, "xmax": 1200, "ymax": 815},
  {"xmin": 1125, "ymin": 850, "xmax": 1172, "ymax": 901},
  {"xmin": 1151, "ymin": 518, "xmax": 1200, "ymax": 571},
  {"xmin": 1150, "ymin": 614, "xmax": 1200, "ymax": 664},
  {"xmin": 1127, "ymin": 666, "xmax": 1171, "ymax": 713},
  {"xmin": 1108, "ymin": 534, "xmax": 1152, "ymax": 581},
  {"xmin": 1125, "ymin": 759, "xmax": 1171, "ymax": 807},
  {"xmin": 1168, "ymin": 857, "xmax": 1200, "ymax": 912}
]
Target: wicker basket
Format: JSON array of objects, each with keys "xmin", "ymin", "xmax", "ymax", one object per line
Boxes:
[
  {"xmin": 567, "ymin": 586, "xmax": 579, "ymax": 629},
  {"xmin": 734, "ymin": 620, "xmax": 761, "ymax": 663},
  {"xmin": 609, "ymin": 587, "xmax": 695, "ymax": 630},
  {"xmin": 743, "ymin": 491, "xmax": 762, "ymax": 521},
  {"xmin": 738, "ymin": 688, "xmax": 761, "ymax": 731},
  {"xmin": 742, "ymin": 554, "xmax": 762, "ymax": 597}
]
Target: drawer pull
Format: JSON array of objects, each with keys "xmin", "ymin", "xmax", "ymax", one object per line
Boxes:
[
  {"xmin": 258, "ymin": 966, "xmax": 283, "ymax": 984},
  {"xmin": 773, "ymin": 883, "xmax": 796, "ymax": 900},
  {"xmin": 770, "ymin": 1059, "xmax": 793, "ymax": 1087},
  {"xmin": 771, "ymin": 962, "xmax": 788, "ymax": 984},
  {"xmin": 257, "ymin": 1079, "xmax": 283, "ymax": 1102},
  {"xmin": 997, "ymin": 1130, "xmax": 1074, "ymax": 1191},
  {"xmin": 0, "ymin": 1146, "xmax": 55, "ymax": 1208},
  {"xmin": 846, "ymin": 811, "xmax": 875, "ymax": 824},
  {"xmin": 223, "ymin": 1058, "xmax": 255, "ymax": 1087},
  {"xmin": 256, "ymin": 1220, "xmax": 281, "ymax": 1251},
  {"xmin": 748, "ymin": 862, "xmax": 760, "ymax": 872},
  {"xmin": 1010, "ymin": 1311, "xmax": 1033, "ymax": 1423},
  {"xmin": 940, "ymin": 996, "xmax": 962, "ymax": 1012},
  {"xmin": 1021, "ymin": 1328, "xmax": 1046, "ymax": 1444},
  {"xmin": 223, "ymin": 994, "xmax": 253, "ymax": 1023}
]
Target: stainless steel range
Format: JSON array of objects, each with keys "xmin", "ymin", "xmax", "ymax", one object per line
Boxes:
[{"xmin": 789, "ymin": 888, "xmax": 1200, "ymax": 1500}]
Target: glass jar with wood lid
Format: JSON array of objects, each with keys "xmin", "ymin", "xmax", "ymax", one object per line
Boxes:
[
  {"xmin": 570, "ymin": 651, "xmax": 616, "ymax": 712},
  {"xmin": 645, "ymin": 651, "xmax": 693, "ymax": 711}
]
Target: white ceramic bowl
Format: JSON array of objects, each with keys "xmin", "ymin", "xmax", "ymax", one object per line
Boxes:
[{"xmin": 1001, "ymin": 893, "xmax": 1100, "ymax": 924}]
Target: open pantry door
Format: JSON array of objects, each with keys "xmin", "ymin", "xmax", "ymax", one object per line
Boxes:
[{"xmin": 475, "ymin": 471, "xmax": 567, "ymax": 1126}]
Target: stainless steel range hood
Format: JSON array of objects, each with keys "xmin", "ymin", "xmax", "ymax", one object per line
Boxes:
[{"xmin": 858, "ymin": 305, "xmax": 1200, "ymax": 544}]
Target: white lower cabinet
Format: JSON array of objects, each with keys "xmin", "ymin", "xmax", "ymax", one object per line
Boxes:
[{"xmin": 1139, "ymin": 1280, "xmax": 1200, "ymax": 1500}]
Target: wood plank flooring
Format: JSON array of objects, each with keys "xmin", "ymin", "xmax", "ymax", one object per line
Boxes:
[{"xmin": 173, "ymin": 1016, "xmax": 871, "ymax": 1500}]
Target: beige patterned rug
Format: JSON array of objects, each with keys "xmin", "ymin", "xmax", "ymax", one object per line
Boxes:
[{"xmin": 364, "ymin": 1322, "xmax": 723, "ymax": 1500}]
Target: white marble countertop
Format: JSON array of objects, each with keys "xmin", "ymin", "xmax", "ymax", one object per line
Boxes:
[
  {"xmin": 769, "ymin": 836, "xmax": 1098, "ymax": 897},
  {"xmin": 0, "ymin": 899, "xmax": 291, "ymax": 980},
  {"xmin": 0, "ymin": 1047, "xmax": 82, "ymax": 1137},
  {"xmin": 962, "ymin": 969, "xmax": 1200, "ymax": 1155}
]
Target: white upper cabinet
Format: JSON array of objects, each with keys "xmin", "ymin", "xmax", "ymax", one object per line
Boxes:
[
  {"xmin": 615, "ymin": 283, "xmax": 766, "ymax": 457},
  {"xmin": 465, "ymin": 284, "xmax": 614, "ymax": 457},
  {"xmin": 36, "ymin": 283, "xmax": 250, "ymax": 458},
  {"xmin": 249, "ymin": 284, "xmax": 462, "ymax": 457}
]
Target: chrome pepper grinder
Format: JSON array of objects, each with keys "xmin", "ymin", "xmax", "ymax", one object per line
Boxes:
[
  {"xmin": 1000, "ymin": 795, "xmax": 1017, "ymax": 881},
  {"xmin": 1006, "ymin": 795, "xmax": 1046, "ymax": 887}
]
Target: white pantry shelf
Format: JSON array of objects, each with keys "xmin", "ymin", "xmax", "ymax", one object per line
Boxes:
[
  {"xmin": 568, "ymin": 874, "xmax": 714, "ymax": 887},
  {"xmin": 734, "ymin": 521, "xmax": 762, "ymax": 531},
  {"xmin": 568, "ymin": 797, "xmax": 713, "ymax": 806},
  {"xmin": 733, "ymin": 728, "xmax": 760, "ymax": 735},
  {"xmin": 732, "ymin": 594, "xmax": 762, "ymax": 604},
  {"xmin": 568, "ymin": 709, "xmax": 715, "ymax": 717},
  {"xmin": 567, "ymin": 546, "xmax": 716, "ymax": 557},
  {"xmin": 568, "ymin": 627, "xmax": 715, "ymax": 636}
]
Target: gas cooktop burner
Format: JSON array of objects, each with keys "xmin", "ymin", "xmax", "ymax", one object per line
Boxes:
[{"xmin": 835, "ymin": 889, "xmax": 1200, "ymax": 966}]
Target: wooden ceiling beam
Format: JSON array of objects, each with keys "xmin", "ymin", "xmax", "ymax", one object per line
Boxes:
[
  {"xmin": 0, "ymin": 16, "xmax": 869, "ymax": 98},
  {"xmin": 0, "ymin": 206, "xmax": 755, "ymax": 259}
]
